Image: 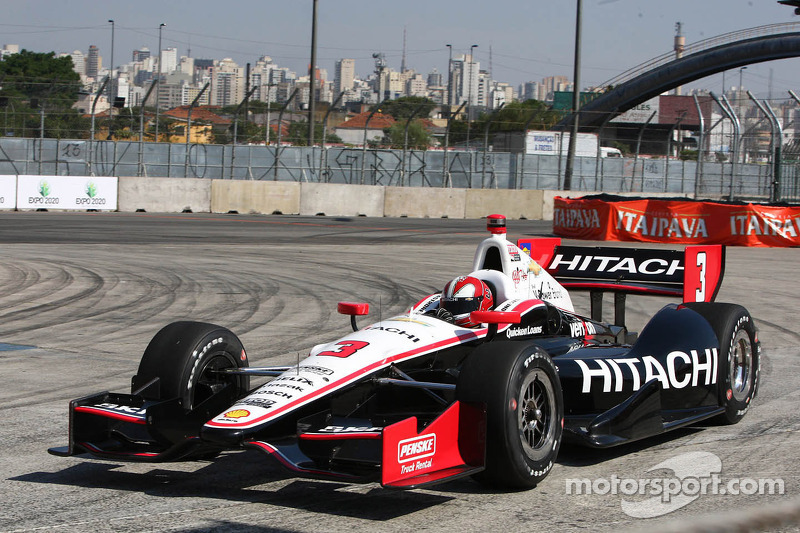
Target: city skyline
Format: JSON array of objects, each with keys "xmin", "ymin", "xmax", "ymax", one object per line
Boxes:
[{"xmin": 3, "ymin": 0, "xmax": 800, "ymax": 99}]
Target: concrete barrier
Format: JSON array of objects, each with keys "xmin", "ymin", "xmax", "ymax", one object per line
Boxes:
[
  {"xmin": 465, "ymin": 189, "xmax": 544, "ymax": 220},
  {"xmin": 384, "ymin": 187, "xmax": 467, "ymax": 219},
  {"xmin": 211, "ymin": 180, "xmax": 301, "ymax": 214},
  {"xmin": 118, "ymin": 176, "xmax": 212, "ymax": 213},
  {"xmin": 299, "ymin": 183, "xmax": 384, "ymax": 217},
  {"xmin": 113, "ymin": 176, "xmax": 702, "ymax": 222}
]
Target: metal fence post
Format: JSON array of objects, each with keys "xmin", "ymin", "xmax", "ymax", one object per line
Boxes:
[
  {"xmin": 360, "ymin": 101, "xmax": 386, "ymax": 185},
  {"xmin": 633, "ymin": 110, "xmax": 657, "ymax": 191},
  {"xmin": 274, "ymin": 88, "xmax": 299, "ymax": 181},
  {"xmin": 693, "ymin": 95, "xmax": 705, "ymax": 197},
  {"xmin": 442, "ymin": 102, "xmax": 466, "ymax": 187}
]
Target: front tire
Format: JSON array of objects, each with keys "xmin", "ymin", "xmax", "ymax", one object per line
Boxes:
[
  {"xmin": 457, "ymin": 341, "xmax": 563, "ymax": 489},
  {"xmin": 133, "ymin": 321, "xmax": 250, "ymax": 411},
  {"xmin": 683, "ymin": 303, "xmax": 759, "ymax": 424}
]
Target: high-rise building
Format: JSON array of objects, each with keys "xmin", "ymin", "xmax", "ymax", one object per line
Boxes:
[
  {"xmin": 388, "ymin": 70, "xmax": 404, "ymax": 98},
  {"xmin": 541, "ymin": 75, "xmax": 571, "ymax": 102},
  {"xmin": 87, "ymin": 45, "xmax": 101, "ymax": 78},
  {"xmin": 68, "ymin": 50, "xmax": 85, "ymax": 76},
  {"xmin": 405, "ymin": 73, "xmax": 427, "ymax": 98},
  {"xmin": 334, "ymin": 59, "xmax": 355, "ymax": 99},
  {"xmin": 210, "ymin": 58, "xmax": 244, "ymax": 107},
  {"xmin": 490, "ymin": 81, "xmax": 515, "ymax": 109},
  {"xmin": 452, "ymin": 54, "xmax": 480, "ymax": 106},
  {"xmin": 427, "ymin": 68, "xmax": 443, "ymax": 88},
  {"xmin": 522, "ymin": 81, "xmax": 541, "ymax": 101},
  {"xmin": 248, "ymin": 56, "xmax": 274, "ymax": 102},
  {"xmin": 133, "ymin": 48, "xmax": 151, "ymax": 62},
  {"xmin": 161, "ymin": 47, "xmax": 178, "ymax": 74},
  {"xmin": 179, "ymin": 56, "xmax": 194, "ymax": 76},
  {"xmin": 477, "ymin": 70, "xmax": 490, "ymax": 108}
]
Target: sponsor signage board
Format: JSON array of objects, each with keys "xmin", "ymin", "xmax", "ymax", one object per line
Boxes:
[
  {"xmin": 0, "ymin": 175, "xmax": 16, "ymax": 209},
  {"xmin": 554, "ymin": 196, "xmax": 800, "ymax": 247},
  {"xmin": 16, "ymin": 175, "xmax": 118, "ymax": 211},
  {"xmin": 611, "ymin": 97, "xmax": 660, "ymax": 124}
]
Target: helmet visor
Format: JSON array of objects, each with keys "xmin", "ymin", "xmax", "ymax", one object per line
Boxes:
[{"xmin": 440, "ymin": 296, "xmax": 483, "ymax": 316}]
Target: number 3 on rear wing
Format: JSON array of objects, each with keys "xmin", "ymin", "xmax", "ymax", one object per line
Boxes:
[{"xmin": 518, "ymin": 238, "xmax": 725, "ymax": 322}]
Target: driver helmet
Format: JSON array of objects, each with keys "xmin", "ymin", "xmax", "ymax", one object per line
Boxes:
[{"xmin": 440, "ymin": 275, "xmax": 494, "ymax": 327}]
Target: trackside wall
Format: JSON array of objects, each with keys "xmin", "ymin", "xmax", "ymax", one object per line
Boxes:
[{"xmin": 15, "ymin": 176, "xmax": 697, "ymax": 220}]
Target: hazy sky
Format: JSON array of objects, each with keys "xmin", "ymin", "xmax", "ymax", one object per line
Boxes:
[{"xmin": 2, "ymin": 0, "xmax": 800, "ymax": 99}]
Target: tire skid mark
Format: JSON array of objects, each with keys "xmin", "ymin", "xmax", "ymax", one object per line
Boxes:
[
  {"xmin": 0, "ymin": 262, "xmax": 41, "ymax": 298},
  {"xmin": 0, "ymin": 247, "xmax": 438, "ymax": 360},
  {"xmin": 0, "ymin": 260, "xmax": 103, "ymax": 324}
]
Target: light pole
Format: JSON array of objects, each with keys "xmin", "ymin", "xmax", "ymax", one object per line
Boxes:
[
  {"xmin": 466, "ymin": 44, "xmax": 478, "ymax": 150},
  {"xmin": 563, "ymin": 0, "xmax": 582, "ymax": 191},
  {"xmin": 154, "ymin": 23, "xmax": 166, "ymax": 142},
  {"xmin": 108, "ymin": 20, "xmax": 115, "ymax": 106},
  {"xmin": 308, "ymin": 0, "xmax": 318, "ymax": 146},
  {"xmin": 738, "ymin": 67, "xmax": 748, "ymax": 115},
  {"xmin": 265, "ymin": 83, "xmax": 276, "ymax": 145},
  {"xmin": 739, "ymin": 66, "xmax": 747, "ymax": 163},
  {"xmin": 446, "ymin": 44, "xmax": 452, "ymax": 107}
]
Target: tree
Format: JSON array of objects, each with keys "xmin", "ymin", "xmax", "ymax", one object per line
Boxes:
[
  {"xmin": 384, "ymin": 120, "xmax": 432, "ymax": 149},
  {"xmin": 284, "ymin": 122, "xmax": 341, "ymax": 146},
  {"xmin": 0, "ymin": 49, "xmax": 87, "ymax": 138},
  {"xmin": 372, "ymin": 96, "xmax": 437, "ymax": 121},
  {"xmin": 480, "ymin": 100, "xmax": 561, "ymax": 133},
  {"xmin": 0, "ymin": 50, "xmax": 81, "ymax": 105},
  {"xmin": 447, "ymin": 100, "xmax": 560, "ymax": 146}
]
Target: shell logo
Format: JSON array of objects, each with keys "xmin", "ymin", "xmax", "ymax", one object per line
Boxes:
[{"xmin": 223, "ymin": 409, "xmax": 251, "ymax": 419}]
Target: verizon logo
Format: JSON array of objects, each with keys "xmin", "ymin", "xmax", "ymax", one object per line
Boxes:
[{"xmin": 397, "ymin": 434, "xmax": 436, "ymax": 463}]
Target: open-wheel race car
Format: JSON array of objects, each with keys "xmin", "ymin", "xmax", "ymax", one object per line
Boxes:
[{"xmin": 49, "ymin": 215, "xmax": 760, "ymax": 490}]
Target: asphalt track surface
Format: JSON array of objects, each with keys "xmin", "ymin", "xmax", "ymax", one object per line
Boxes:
[{"xmin": 1, "ymin": 212, "xmax": 798, "ymax": 532}]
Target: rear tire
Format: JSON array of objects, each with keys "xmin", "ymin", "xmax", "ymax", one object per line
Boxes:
[
  {"xmin": 683, "ymin": 303, "xmax": 759, "ymax": 424},
  {"xmin": 133, "ymin": 321, "xmax": 250, "ymax": 411},
  {"xmin": 457, "ymin": 341, "xmax": 563, "ymax": 489}
]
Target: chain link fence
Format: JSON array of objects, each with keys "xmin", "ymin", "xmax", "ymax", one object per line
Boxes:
[{"xmin": 0, "ymin": 136, "xmax": 796, "ymax": 202}]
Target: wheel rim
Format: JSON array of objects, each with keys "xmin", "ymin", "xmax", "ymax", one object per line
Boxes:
[
  {"xmin": 519, "ymin": 369, "xmax": 556, "ymax": 459},
  {"xmin": 730, "ymin": 330, "xmax": 753, "ymax": 402},
  {"xmin": 194, "ymin": 353, "xmax": 238, "ymax": 407}
]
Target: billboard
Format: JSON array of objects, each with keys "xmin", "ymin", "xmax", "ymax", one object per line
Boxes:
[
  {"xmin": 554, "ymin": 196, "xmax": 800, "ymax": 247},
  {"xmin": 16, "ymin": 175, "xmax": 118, "ymax": 211},
  {"xmin": 611, "ymin": 97, "xmax": 660, "ymax": 124},
  {"xmin": 0, "ymin": 175, "xmax": 16, "ymax": 209}
]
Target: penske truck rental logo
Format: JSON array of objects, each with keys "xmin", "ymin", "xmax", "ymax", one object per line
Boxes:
[{"xmin": 397, "ymin": 434, "xmax": 436, "ymax": 463}]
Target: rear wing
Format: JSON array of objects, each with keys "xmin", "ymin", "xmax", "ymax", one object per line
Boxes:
[{"xmin": 517, "ymin": 238, "xmax": 725, "ymax": 326}]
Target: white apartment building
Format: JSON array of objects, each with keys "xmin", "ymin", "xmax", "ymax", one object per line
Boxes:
[
  {"xmin": 211, "ymin": 58, "xmax": 244, "ymax": 107},
  {"xmin": 334, "ymin": 58, "xmax": 355, "ymax": 98},
  {"xmin": 406, "ymin": 73, "xmax": 427, "ymax": 98},
  {"xmin": 160, "ymin": 47, "xmax": 178, "ymax": 74}
]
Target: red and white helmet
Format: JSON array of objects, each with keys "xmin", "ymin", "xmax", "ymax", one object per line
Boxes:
[{"xmin": 440, "ymin": 276, "xmax": 494, "ymax": 327}]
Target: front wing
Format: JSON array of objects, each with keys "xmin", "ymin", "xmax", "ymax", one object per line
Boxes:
[{"xmin": 48, "ymin": 390, "xmax": 486, "ymax": 490}]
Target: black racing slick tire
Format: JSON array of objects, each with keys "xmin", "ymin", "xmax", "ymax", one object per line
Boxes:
[
  {"xmin": 683, "ymin": 302, "xmax": 760, "ymax": 425},
  {"xmin": 457, "ymin": 341, "xmax": 563, "ymax": 489},
  {"xmin": 133, "ymin": 321, "xmax": 250, "ymax": 411}
]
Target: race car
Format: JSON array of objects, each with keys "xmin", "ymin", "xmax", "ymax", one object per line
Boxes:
[{"xmin": 49, "ymin": 214, "xmax": 760, "ymax": 490}]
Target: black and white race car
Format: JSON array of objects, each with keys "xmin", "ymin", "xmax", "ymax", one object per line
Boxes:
[{"xmin": 49, "ymin": 215, "xmax": 760, "ymax": 490}]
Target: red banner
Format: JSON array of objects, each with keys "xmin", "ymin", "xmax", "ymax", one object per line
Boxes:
[{"xmin": 554, "ymin": 197, "xmax": 800, "ymax": 247}]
